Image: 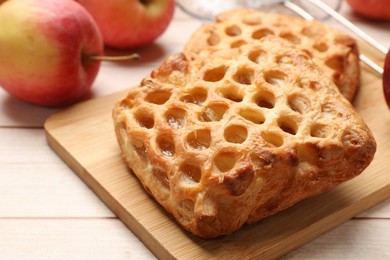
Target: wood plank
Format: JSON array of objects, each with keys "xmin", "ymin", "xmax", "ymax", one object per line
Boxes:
[
  {"xmin": 357, "ymin": 197, "xmax": 390, "ymax": 218},
  {"xmin": 44, "ymin": 55, "xmax": 390, "ymax": 258},
  {"xmin": 0, "ymin": 218, "xmax": 389, "ymax": 259},
  {"xmin": 0, "ymin": 219, "xmax": 155, "ymax": 260},
  {"xmin": 0, "ymin": 128, "xmax": 113, "ymax": 217},
  {"xmin": 0, "ymin": 88, "xmax": 57, "ymax": 128},
  {"xmin": 282, "ymin": 219, "xmax": 390, "ymax": 259}
]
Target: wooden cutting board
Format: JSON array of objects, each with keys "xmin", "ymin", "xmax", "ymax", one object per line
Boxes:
[{"xmin": 44, "ymin": 48, "xmax": 390, "ymax": 259}]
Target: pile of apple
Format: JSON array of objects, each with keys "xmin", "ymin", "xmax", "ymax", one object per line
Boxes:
[{"xmin": 0, "ymin": 0, "xmax": 174, "ymax": 107}]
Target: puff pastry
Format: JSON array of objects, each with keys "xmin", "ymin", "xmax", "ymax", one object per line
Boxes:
[
  {"xmin": 113, "ymin": 36, "xmax": 375, "ymax": 238},
  {"xmin": 184, "ymin": 9, "xmax": 361, "ymax": 101}
]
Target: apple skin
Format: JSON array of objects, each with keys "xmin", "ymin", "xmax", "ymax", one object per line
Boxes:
[
  {"xmin": 76, "ymin": 0, "xmax": 175, "ymax": 49},
  {"xmin": 383, "ymin": 50, "xmax": 390, "ymax": 109},
  {"xmin": 346, "ymin": 0, "xmax": 390, "ymax": 21},
  {"xmin": 0, "ymin": 0, "xmax": 103, "ymax": 107}
]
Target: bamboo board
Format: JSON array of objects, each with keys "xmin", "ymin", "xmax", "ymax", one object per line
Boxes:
[{"xmin": 44, "ymin": 53, "xmax": 390, "ymax": 259}]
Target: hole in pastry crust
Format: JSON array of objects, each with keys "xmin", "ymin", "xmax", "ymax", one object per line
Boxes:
[
  {"xmin": 233, "ymin": 67, "xmax": 254, "ymax": 85},
  {"xmin": 145, "ymin": 90, "xmax": 171, "ymax": 105},
  {"xmin": 180, "ymin": 88, "xmax": 207, "ymax": 105},
  {"xmin": 207, "ymin": 32, "xmax": 221, "ymax": 46},
  {"xmin": 278, "ymin": 117, "xmax": 298, "ymax": 135},
  {"xmin": 214, "ymin": 151, "xmax": 237, "ymax": 172},
  {"xmin": 166, "ymin": 108, "xmax": 186, "ymax": 129},
  {"xmin": 311, "ymin": 123, "xmax": 332, "ymax": 138},
  {"xmin": 180, "ymin": 162, "xmax": 202, "ymax": 183},
  {"xmin": 264, "ymin": 70, "xmax": 287, "ymax": 87},
  {"xmin": 325, "ymin": 55, "xmax": 345, "ymax": 71},
  {"xmin": 301, "ymin": 26, "xmax": 325, "ymax": 37},
  {"xmin": 220, "ymin": 87, "xmax": 244, "ymax": 102},
  {"xmin": 203, "ymin": 65, "xmax": 227, "ymax": 82},
  {"xmin": 199, "ymin": 103, "xmax": 228, "ymax": 122},
  {"xmin": 224, "ymin": 125, "xmax": 248, "ymax": 143},
  {"xmin": 135, "ymin": 111, "xmax": 154, "ymax": 129},
  {"xmin": 225, "ymin": 25, "xmax": 242, "ymax": 36},
  {"xmin": 248, "ymin": 48, "xmax": 267, "ymax": 64},
  {"xmin": 152, "ymin": 167, "xmax": 170, "ymax": 190},
  {"xmin": 252, "ymin": 28, "xmax": 274, "ymax": 39},
  {"xmin": 230, "ymin": 39, "xmax": 247, "ymax": 49},
  {"xmin": 242, "ymin": 15, "xmax": 262, "ymax": 25},
  {"xmin": 279, "ymin": 32, "xmax": 301, "ymax": 44},
  {"xmin": 262, "ymin": 131, "xmax": 284, "ymax": 147},
  {"xmin": 288, "ymin": 93, "xmax": 310, "ymax": 114},
  {"xmin": 313, "ymin": 42, "xmax": 329, "ymax": 52},
  {"xmin": 187, "ymin": 129, "xmax": 211, "ymax": 150},
  {"xmin": 239, "ymin": 108, "xmax": 265, "ymax": 124},
  {"xmin": 254, "ymin": 90, "xmax": 275, "ymax": 109},
  {"xmin": 157, "ymin": 134, "xmax": 175, "ymax": 156}
]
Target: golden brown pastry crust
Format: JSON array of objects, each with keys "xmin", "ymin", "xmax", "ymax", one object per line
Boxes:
[
  {"xmin": 183, "ymin": 9, "xmax": 360, "ymax": 101},
  {"xmin": 113, "ymin": 36, "xmax": 375, "ymax": 238}
]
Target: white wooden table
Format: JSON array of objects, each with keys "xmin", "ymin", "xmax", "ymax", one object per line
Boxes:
[{"xmin": 1, "ymin": 2, "xmax": 390, "ymax": 259}]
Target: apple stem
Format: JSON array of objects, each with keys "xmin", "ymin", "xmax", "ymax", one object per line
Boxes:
[{"xmin": 91, "ymin": 53, "xmax": 140, "ymax": 61}]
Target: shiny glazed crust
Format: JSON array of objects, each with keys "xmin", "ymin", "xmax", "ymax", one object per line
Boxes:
[
  {"xmin": 183, "ymin": 9, "xmax": 360, "ymax": 101},
  {"xmin": 112, "ymin": 36, "xmax": 376, "ymax": 238}
]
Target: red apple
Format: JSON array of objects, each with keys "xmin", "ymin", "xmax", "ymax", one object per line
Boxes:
[
  {"xmin": 76, "ymin": 0, "xmax": 175, "ymax": 49},
  {"xmin": 0, "ymin": 0, "xmax": 103, "ymax": 107},
  {"xmin": 383, "ymin": 50, "xmax": 390, "ymax": 108},
  {"xmin": 346, "ymin": 0, "xmax": 390, "ymax": 21}
]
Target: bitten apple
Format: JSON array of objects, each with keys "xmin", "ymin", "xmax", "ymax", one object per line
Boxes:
[
  {"xmin": 0, "ymin": 0, "xmax": 103, "ymax": 107},
  {"xmin": 77, "ymin": 0, "xmax": 175, "ymax": 49}
]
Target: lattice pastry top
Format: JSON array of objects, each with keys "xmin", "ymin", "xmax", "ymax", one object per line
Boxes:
[
  {"xmin": 113, "ymin": 36, "xmax": 375, "ymax": 238},
  {"xmin": 184, "ymin": 9, "xmax": 360, "ymax": 101}
]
